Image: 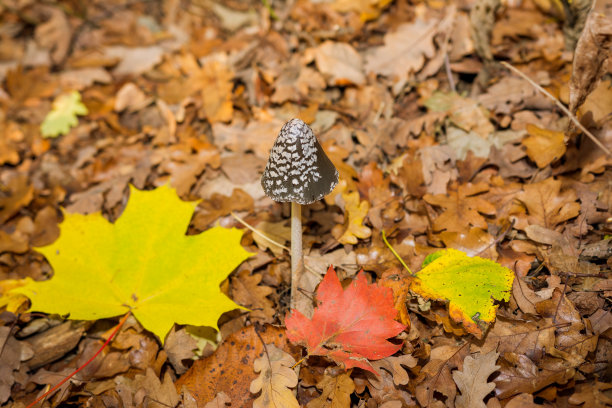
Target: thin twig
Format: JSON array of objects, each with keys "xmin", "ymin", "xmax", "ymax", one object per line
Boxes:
[
  {"xmin": 500, "ymin": 61, "xmax": 612, "ymax": 157},
  {"xmin": 230, "ymin": 211, "xmax": 320, "ymax": 276},
  {"xmin": 381, "ymin": 230, "xmax": 413, "ymax": 275},
  {"xmin": 444, "ymin": 54, "xmax": 457, "ymax": 93},
  {"xmin": 231, "ymin": 212, "xmax": 289, "ymax": 251}
]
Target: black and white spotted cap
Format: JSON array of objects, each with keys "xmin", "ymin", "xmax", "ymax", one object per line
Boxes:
[{"xmin": 261, "ymin": 118, "xmax": 339, "ymax": 205}]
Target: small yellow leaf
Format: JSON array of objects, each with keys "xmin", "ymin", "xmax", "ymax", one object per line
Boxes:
[
  {"xmin": 411, "ymin": 249, "xmax": 514, "ymax": 338},
  {"xmin": 336, "ymin": 186, "xmax": 372, "ymax": 245},
  {"xmin": 41, "ymin": 91, "xmax": 88, "ymax": 138},
  {"xmin": 0, "ymin": 278, "xmax": 32, "ymax": 313}
]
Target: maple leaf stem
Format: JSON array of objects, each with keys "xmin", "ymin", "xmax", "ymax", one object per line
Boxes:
[
  {"xmin": 26, "ymin": 312, "xmax": 131, "ymax": 408},
  {"xmin": 382, "ymin": 230, "xmax": 413, "ymax": 275},
  {"xmin": 501, "ymin": 61, "xmax": 612, "ymax": 157},
  {"xmin": 292, "ymin": 356, "xmax": 307, "ymax": 369}
]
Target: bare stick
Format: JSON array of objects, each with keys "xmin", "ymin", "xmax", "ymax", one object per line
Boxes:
[
  {"xmin": 291, "ymin": 202, "xmax": 304, "ymax": 311},
  {"xmin": 231, "ymin": 211, "xmax": 289, "ymax": 251},
  {"xmin": 501, "ymin": 61, "xmax": 611, "ymax": 157},
  {"xmin": 231, "ymin": 211, "xmax": 320, "ymax": 276}
]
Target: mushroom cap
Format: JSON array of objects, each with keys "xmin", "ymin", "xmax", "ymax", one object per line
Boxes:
[{"xmin": 261, "ymin": 118, "xmax": 339, "ymax": 205}]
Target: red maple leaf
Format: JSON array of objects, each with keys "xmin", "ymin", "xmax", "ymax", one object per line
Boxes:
[{"xmin": 285, "ymin": 266, "xmax": 406, "ymax": 373}]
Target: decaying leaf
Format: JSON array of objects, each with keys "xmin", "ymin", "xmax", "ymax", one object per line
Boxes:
[
  {"xmin": 522, "ymin": 124, "xmax": 567, "ymax": 168},
  {"xmin": 253, "ymin": 220, "xmax": 291, "ymax": 257},
  {"xmin": 191, "ymin": 59, "xmax": 234, "ymax": 123},
  {"xmin": 411, "ymin": 249, "xmax": 514, "ymax": 338},
  {"xmin": 334, "ymin": 187, "xmax": 372, "ymax": 245},
  {"xmin": 0, "ymin": 326, "xmax": 34, "ymax": 404},
  {"xmin": 40, "ymin": 91, "xmax": 88, "ymax": 138},
  {"xmin": 286, "ymin": 266, "xmax": 406, "ymax": 373},
  {"xmin": 12, "ymin": 185, "xmax": 252, "ymax": 343},
  {"xmin": 331, "ymin": 0, "xmax": 393, "ymax": 21},
  {"xmin": 307, "ymin": 372, "xmax": 355, "ymax": 408},
  {"xmin": 115, "ymin": 368, "xmax": 179, "ymax": 408},
  {"xmin": 204, "ymin": 392, "xmax": 231, "ymax": 408},
  {"xmin": 177, "ymin": 325, "xmax": 294, "ymax": 407},
  {"xmin": 365, "ymin": 18, "xmax": 439, "ymax": 94},
  {"xmin": 370, "ymin": 354, "xmax": 418, "ymax": 386},
  {"xmin": 231, "ymin": 270, "xmax": 276, "ymax": 323},
  {"xmin": 309, "ymin": 41, "xmax": 365, "ymax": 86},
  {"xmin": 512, "ymin": 177, "xmax": 581, "ymax": 230},
  {"xmin": 250, "ymin": 344, "xmax": 299, "ymax": 408},
  {"xmin": 424, "ymin": 182, "xmax": 495, "ymax": 233},
  {"xmin": 452, "ymin": 351, "xmax": 500, "ymax": 408},
  {"xmin": 569, "ymin": 381, "xmax": 612, "ymax": 408},
  {"xmin": 569, "ymin": 8, "xmax": 612, "ymax": 115},
  {"xmin": 415, "ymin": 343, "xmax": 469, "ymax": 407}
]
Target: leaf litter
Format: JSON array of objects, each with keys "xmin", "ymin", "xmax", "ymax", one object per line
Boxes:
[{"xmin": 0, "ymin": 0, "xmax": 611, "ymax": 407}]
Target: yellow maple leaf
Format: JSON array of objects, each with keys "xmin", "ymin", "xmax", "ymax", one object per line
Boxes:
[{"xmin": 11, "ymin": 185, "xmax": 252, "ymax": 343}]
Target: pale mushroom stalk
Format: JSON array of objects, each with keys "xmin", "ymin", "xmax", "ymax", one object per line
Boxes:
[
  {"xmin": 290, "ymin": 201, "xmax": 302, "ymax": 310},
  {"xmin": 261, "ymin": 118, "xmax": 339, "ymax": 315}
]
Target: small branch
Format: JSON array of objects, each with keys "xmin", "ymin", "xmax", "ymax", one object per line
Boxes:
[
  {"xmin": 231, "ymin": 211, "xmax": 319, "ymax": 276},
  {"xmin": 26, "ymin": 312, "xmax": 131, "ymax": 408},
  {"xmin": 382, "ymin": 230, "xmax": 413, "ymax": 275},
  {"xmin": 231, "ymin": 211, "xmax": 289, "ymax": 251},
  {"xmin": 500, "ymin": 61, "xmax": 612, "ymax": 157}
]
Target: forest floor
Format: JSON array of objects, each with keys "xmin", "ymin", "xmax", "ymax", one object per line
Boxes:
[{"xmin": 0, "ymin": 0, "xmax": 611, "ymax": 407}]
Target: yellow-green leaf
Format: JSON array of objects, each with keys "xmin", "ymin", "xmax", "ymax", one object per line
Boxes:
[
  {"xmin": 12, "ymin": 185, "xmax": 252, "ymax": 343},
  {"xmin": 411, "ymin": 248, "xmax": 513, "ymax": 338},
  {"xmin": 41, "ymin": 91, "xmax": 88, "ymax": 138}
]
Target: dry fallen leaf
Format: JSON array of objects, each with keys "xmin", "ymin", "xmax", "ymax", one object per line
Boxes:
[
  {"xmin": 521, "ymin": 124, "xmax": 566, "ymax": 168},
  {"xmin": 253, "ymin": 220, "xmax": 291, "ymax": 257},
  {"xmin": 309, "ymin": 41, "xmax": 366, "ymax": 86},
  {"xmin": 231, "ymin": 270, "xmax": 276, "ymax": 323},
  {"xmin": 116, "ymin": 368, "xmax": 179, "ymax": 408},
  {"xmin": 424, "ymin": 182, "xmax": 495, "ymax": 233},
  {"xmin": 204, "ymin": 392, "xmax": 232, "ymax": 408},
  {"xmin": 250, "ymin": 344, "xmax": 299, "ymax": 408},
  {"xmin": 365, "ymin": 18, "xmax": 439, "ymax": 94},
  {"xmin": 512, "ymin": 177, "xmax": 581, "ymax": 230},
  {"xmin": 307, "ymin": 372, "xmax": 355, "ymax": 408},
  {"xmin": 334, "ymin": 187, "xmax": 372, "ymax": 245},
  {"xmin": 452, "ymin": 351, "xmax": 500, "ymax": 408},
  {"xmin": 176, "ymin": 325, "xmax": 294, "ymax": 407},
  {"xmin": 191, "ymin": 59, "xmax": 234, "ymax": 123},
  {"xmin": 569, "ymin": 10, "xmax": 612, "ymax": 114}
]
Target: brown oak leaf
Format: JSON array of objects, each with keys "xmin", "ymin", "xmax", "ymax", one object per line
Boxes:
[
  {"xmin": 511, "ymin": 177, "xmax": 580, "ymax": 230},
  {"xmin": 231, "ymin": 270, "xmax": 275, "ymax": 323},
  {"xmin": 424, "ymin": 182, "xmax": 495, "ymax": 233},
  {"xmin": 452, "ymin": 351, "xmax": 500, "ymax": 408}
]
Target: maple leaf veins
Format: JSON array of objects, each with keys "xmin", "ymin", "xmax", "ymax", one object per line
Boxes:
[{"xmin": 285, "ymin": 266, "xmax": 406, "ymax": 374}]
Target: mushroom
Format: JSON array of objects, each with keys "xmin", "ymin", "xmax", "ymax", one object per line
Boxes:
[{"xmin": 261, "ymin": 118, "xmax": 339, "ymax": 312}]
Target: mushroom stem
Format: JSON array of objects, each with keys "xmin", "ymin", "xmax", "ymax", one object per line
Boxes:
[{"xmin": 290, "ymin": 201, "xmax": 304, "ymax": 311}]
